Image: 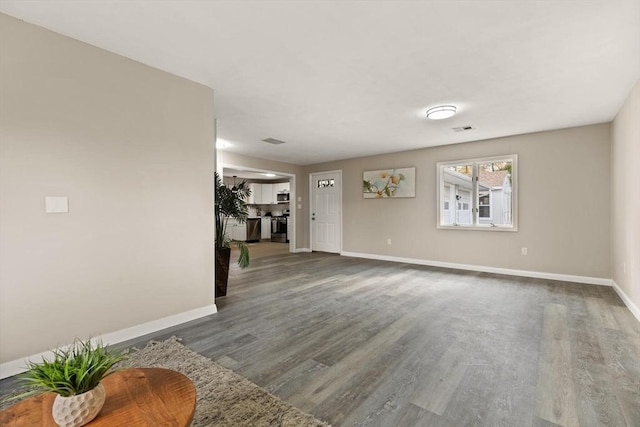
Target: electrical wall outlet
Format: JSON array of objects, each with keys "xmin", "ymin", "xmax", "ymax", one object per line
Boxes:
[
  {"xmin": 387, "ymin": 238, "xmax": 392, "ymax": 245},
  {"xmin": 521, "ymin": 247, "xmax": 528, "ymax": 255}
]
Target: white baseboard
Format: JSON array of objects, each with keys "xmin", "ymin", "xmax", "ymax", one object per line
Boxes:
[
  {"xmin": 295, "ymin": 247, "xmax": 312, "ymax": 253},
  {"xmin": 341, "ymin": 251, "xmax": 640, "ymax": 323},
  {"xmin": 611, "ymin": 281, "xmax": 640, "ymax": 322},
  {"xmin": 341, "ymin": 251, "xmax": 612, "ymax": 286},
  {"xmin": 0, "ymin": 303, "xmax": 217, "ymax": 380}
]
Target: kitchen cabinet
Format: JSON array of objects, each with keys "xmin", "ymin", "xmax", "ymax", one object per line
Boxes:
[
  {"xmin": 273, "ymin": 182, "xmax": 289, "ymax": 197},
  {"xmin": 260, "ymin": 184, "xmax": 273, "ymax": 204},
  {"xmin": 226, "ymin": 218, "xmax": 246, "ymax": 242},
  {"xmin": 233, "ymin": 224, "xmax": 247, "ymax": 242},
  {"xmin": 247, "ymin": 183, "xmax": 262, "ymax": 204},
  {"xmin": 233, "ymin": 223, "xmax": 247, "ymax": 241},
  {"xmin": 261, "ymin": 217, "xmax": 271, "ymax": 240},
  {"xmin": 246, "ymin": 182, "xmax": 289, "ymax": 205}
]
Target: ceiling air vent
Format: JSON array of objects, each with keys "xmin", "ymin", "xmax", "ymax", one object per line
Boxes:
[
  {"xmin": 262, "ymin": 138, "xmax": 286, "ymax": 145},
  {"xmin": 452, "ymin": 125, "xmax": 474, "ymax": 133}
]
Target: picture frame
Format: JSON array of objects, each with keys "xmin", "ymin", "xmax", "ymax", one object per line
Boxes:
[{"xmin": 363, "ymin": 167, "xmax": 416, "ymax": 198}]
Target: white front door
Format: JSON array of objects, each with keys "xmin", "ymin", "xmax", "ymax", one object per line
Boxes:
[{"xmin": 310, "ymin": 171, "xmax": 341, "ymax": 253}]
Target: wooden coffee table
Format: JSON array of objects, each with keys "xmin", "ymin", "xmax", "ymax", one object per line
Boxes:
[{"xmin": 0, "ymin": 368, "xmax": 196, "ymax": 426}]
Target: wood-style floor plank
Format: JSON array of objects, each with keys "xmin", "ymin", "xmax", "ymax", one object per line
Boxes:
[
  {"xmin": 1, "ymin": 242, "xmax": 638, "ymax": 427},
  {"xmin": 535, "ymin": 303, "xmax": 579, "ymax": 426}
]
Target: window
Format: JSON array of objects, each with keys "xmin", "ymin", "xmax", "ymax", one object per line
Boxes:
[
  {"xmin": 478, "ymin": 193, "xmax": 490, "ymax": 218},
  {"xmin": 317, "ymin": 178, "xmax": 335, "ymax": 188},
  {"xmin": 437, "ymin": 155, "xmax": 517, "ymax": 230}
]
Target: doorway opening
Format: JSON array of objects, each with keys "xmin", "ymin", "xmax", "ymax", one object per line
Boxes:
[{"xmin": 222, "ymin": 164, "xmax": 296, "ymax": 254}]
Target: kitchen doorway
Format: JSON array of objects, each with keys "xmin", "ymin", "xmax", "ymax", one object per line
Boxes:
[{"xmin": 222, "ymin": 164, "xmax": 296, "ymax": 254}]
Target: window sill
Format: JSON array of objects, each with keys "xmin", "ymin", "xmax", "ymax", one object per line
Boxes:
[{"xmin": 437, "ymin": 224, "xmax": 518, "ymax": 232}]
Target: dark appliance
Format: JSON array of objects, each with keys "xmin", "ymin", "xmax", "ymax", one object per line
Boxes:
[
  {"xmin": 271, "ymin": 216, "xmax": 288, "ymax": 243},
  {"xmin": 246, "ymin": 218, "xmax": 261, "ymax": 243},
  {"xmin": 276, "ymin": 192, "xmax": 290, "ymax": 203}
]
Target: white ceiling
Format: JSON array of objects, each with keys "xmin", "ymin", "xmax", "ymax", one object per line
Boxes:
[{"xmin": 1, "ymin": 1, "xmax": 638, "ymax": 165}]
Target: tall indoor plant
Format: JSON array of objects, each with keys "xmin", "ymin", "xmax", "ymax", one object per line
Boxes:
[{"xmin": 214, "ymin": 172, "xmax": 251, "ymax": 297}]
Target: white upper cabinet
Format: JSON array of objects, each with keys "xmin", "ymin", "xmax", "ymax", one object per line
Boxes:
[
  {"xmin": 273, "ymin": 182, "xmax": 289, "ymax": 195},
  {"xmin": 247, "ymin": 183, "xmax": 262, "ymax": 204},
  {"xmin": 244, "ymin": 182, "xmax": 290, "ymax": 204},
  {"xmin": 260, "ymin": 184, "xmax": 273, "ymax": 204}
]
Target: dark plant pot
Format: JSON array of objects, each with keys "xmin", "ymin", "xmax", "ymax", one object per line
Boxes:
[{"xmin": 215, "ymin": 247, "xmax": 231, "ymax": 297}]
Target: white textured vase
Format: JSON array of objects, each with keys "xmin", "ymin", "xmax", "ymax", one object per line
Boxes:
[{"xmin": 52, "ymin": 382, "xmax": 106, "ymax": 427}]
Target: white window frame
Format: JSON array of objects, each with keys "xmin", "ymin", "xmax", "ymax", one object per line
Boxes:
[
  {"xmin": 436, "ymin": 154, "xmax": 518, "ymax": 231},
  {"xmin": 478, "ymin": 192, "xmax": 491, "ymax": 219}
]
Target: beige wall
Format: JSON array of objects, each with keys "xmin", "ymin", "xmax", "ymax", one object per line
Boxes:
[
  {"xmin": 0, "ymin": 15, "xmax": 216, "ymax": 362},
  {"xmin": 219, "ymin": 151, "xmax": 305, "ymax": 249},
  {"xmin": 611, "ymin": 80, "xmax": 640, "ymax": 311},
  {"xmin": 304, "ymin": 124, "xmax": 612, "ymax": 279}
]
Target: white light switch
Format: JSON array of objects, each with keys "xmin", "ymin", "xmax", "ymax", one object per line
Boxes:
[
  {"xmin": 298, "ymin": 204, "xmax": 302, "ymax": 209},
  {"xmin": 45, "ymin": 196, "xmax": 69, "ymax": 213}
]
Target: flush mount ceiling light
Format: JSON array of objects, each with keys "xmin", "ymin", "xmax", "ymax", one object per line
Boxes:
[{"xmin": 426, "ymin": 105, "xmax": 457, "ymax": 120}]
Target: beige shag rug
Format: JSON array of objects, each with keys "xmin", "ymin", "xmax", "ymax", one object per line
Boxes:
[{"xmin": 117, "ymin": 336, "xmax": 330, "ymax": 427}]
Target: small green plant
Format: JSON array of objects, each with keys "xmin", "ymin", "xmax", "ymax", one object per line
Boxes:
[{"xmin": 20, "ymin": 339, "xmax": 126, "ymax": 397}]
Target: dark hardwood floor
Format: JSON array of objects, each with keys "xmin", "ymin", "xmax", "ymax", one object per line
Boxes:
[{"xmin": 2, "ymin": 243, "xmax": 639, "ymax": 426}]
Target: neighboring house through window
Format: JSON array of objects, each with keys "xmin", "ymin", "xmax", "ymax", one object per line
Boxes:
[{"xmin": 437, "ymin": 155, "xmax": 517, "ymax": 230}]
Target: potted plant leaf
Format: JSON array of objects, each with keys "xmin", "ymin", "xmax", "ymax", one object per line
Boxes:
[
  {"xmin": 19, "ymin": 338, "xmax": 125, "ymax": 427},
  {"xmin": 215, "ymin": 172, "xmax": 251, "ymax": 297}
]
